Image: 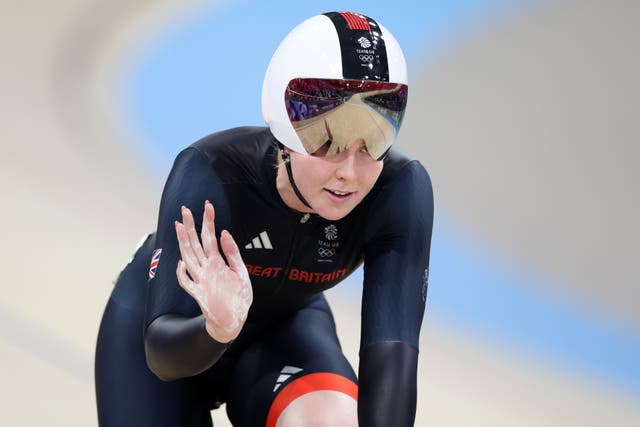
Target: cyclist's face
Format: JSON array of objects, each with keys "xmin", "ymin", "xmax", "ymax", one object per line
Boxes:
[{"xmin": 279, "ymin": 139, "xmax": 383, "ymax": 220}]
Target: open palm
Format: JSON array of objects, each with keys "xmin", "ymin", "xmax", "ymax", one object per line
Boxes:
[{"xmin": 174, "ymin": 201, "xmax": 252, "ymax": 343}]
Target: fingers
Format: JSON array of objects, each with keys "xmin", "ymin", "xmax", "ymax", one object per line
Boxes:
[
  {"xmin": 201, "ymin": 200, "xmax": 218, "ymax": 259},
  {"xmin": 176, "ymin": 260, "xmax": 195, "ymax": 296},
  {"xmin": 174, "ymin": 220, "xmax": 200, "ymax": 274},
  {"xmin": 177, "ymin": 260, "xmax": 211, "ymax": 317},
  {"xmin": 181, "ymin": 206, "xmax": 206, "ymax": 265},
  {"xmin": 220, "ymin": 230, "xmax": 248, "ymax": 278}
]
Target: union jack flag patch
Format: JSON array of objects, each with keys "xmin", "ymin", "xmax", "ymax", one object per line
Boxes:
[{"xmin": 149, "ymin": 248, "xmax": 162, "ymax": 279}]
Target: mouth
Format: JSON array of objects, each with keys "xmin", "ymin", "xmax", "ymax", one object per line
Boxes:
[{"xmin": 324, "ymin": 188, "xmax": 355, "ymax": 202}]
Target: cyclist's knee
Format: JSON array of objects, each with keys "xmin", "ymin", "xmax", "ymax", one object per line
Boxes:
[{"xmin": 275, "ymin": 390, "xmax": 357, "ymax": 427}]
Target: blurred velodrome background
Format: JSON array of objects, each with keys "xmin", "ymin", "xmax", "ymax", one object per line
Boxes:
[{"xmin": 2, "ymin": 0, "xmax": 639, "ymax": 425}]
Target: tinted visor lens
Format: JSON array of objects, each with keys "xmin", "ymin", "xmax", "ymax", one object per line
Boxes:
[{"xmin": 285, "ymin": 78, "xmax": 408, "ymax": 160}]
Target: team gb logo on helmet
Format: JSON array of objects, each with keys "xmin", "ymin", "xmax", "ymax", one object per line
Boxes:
[
  {"xmin": 357, "ymin": 36, "xmax": 372, "ymax": 48},
  {"xmin": 354, "ymin": 33, "xmax": 377, "ymax": 68}
]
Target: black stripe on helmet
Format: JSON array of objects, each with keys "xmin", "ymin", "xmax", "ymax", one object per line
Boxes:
[{"xmin": 323, "ymin": 11, "xmax": 389, "ymax": 82}]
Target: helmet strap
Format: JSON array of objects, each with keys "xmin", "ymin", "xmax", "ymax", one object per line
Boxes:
[{"xmin": 280, "ymin": 149, "xmax": 314, "ymax": 210}]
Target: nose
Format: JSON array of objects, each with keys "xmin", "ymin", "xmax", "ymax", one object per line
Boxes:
[{"xmin": 334, "ymin": 150, "xmax": 357, "ymax": 181}]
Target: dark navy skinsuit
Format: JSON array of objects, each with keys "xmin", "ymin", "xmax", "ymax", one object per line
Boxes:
[{"xmin": 95, "ymin": 126, "xmax": 433, "ymax": 426}]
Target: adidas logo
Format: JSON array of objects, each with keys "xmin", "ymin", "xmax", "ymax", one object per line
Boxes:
[
  {"xmin": 245, "ymin": 231, "xmax": 273, "ymax": 249},
  {"xmin": 273, "ymin": 365, "xmax": 303, "ymax": 392}
]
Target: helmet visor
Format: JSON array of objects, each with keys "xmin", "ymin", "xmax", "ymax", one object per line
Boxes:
[{"xmin": 285, "ymin": 78, "xmax": 408, "ymax": 160}]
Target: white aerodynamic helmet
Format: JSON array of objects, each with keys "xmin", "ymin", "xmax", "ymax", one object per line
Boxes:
[{"xmin": 262, "ymin": 11, "xmax": 408, "ymax": 161}]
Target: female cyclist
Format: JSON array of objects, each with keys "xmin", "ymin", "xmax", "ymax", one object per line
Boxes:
[{"xmin": 95, "ymin": 11, "xmax": 433, "ymax": 427}]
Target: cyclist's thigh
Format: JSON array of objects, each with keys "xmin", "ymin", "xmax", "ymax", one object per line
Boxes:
[{"xmin": 226, "ymin": 294, "xmax": 357, "ymax": 427}]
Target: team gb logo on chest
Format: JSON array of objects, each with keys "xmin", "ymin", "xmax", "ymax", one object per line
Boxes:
[
  {"xmin": 324, "ymin": 224, "xmax": 338, "ymax": 241},
  {"xmin": 317, "ymin": 224, "xmax": 339, "ymax": 263}
]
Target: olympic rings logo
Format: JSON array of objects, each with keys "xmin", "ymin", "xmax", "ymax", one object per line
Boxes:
[
  {"xmin": 359, "ymin": 54, "xmax": 374, "ymax": 63},
  {"xmin": 317, "ymin": 248, "xmax": 336, "ymax": 257}
]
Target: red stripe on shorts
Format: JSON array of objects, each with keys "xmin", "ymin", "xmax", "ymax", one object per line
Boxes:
[{"xmin": 266, "ymin": 372, "xmax": 358, "ymax": 427}]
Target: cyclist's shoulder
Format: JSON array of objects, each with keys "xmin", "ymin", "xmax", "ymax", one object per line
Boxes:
[
  {"xmin": 179, "ymin": 126, "xmax": 275, "ymax": 184},
  {"xmin": 190, "ymin": 126, "xmax": 272, "ymax": 159},
  {"xmin": 374, "ymin": 148, "xmax": 431, "ymax": 192}
]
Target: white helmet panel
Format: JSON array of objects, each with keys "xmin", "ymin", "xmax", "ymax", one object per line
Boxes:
[{"xmin": 262, "ymin": 12, "xmax": 408, "ymax": 155}]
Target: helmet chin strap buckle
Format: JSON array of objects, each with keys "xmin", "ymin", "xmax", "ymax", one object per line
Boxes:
[{"xmin": 280, "ymin": 149, "xmax": 314, "ymax": 211}]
